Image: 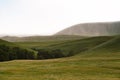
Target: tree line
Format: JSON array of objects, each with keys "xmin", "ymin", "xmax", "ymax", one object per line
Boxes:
[
  {"xmin": 0, "ymin": 45, "xmax": 75, "ymax": 62},
  {"xmin": 0, "ymin": 45, "xmax": 35, "ymax": 61},
  {"xmin": 32, "ymin": 48, "xmax": 75, "ymax": 60}
]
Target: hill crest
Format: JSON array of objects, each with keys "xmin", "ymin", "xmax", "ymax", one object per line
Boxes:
[{"xmin": 55, "ymin": 21, "xmax": 120, "ymax": 36}]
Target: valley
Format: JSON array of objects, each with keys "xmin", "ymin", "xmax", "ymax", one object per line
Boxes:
[{"xmin": 0, "ymin": 21, "xmax": 120, "ymax": 80}]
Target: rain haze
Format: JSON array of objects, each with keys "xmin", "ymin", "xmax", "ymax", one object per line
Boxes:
[{"xmin": 0, "ymin": 0, "xmax": 120, "ymax": 36}]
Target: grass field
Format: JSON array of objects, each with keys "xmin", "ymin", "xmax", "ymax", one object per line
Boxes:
[
  {"xmin": 14, "ymin": 40, "xmax": 69, "ymax": 48},
  {"xmin": 0, "ymin": 57, "xmax": 120, "ymax": 80},
  {"xmin": 0, "ymin": 36, "xmax": 120, "ymax": 80},
  {"xmin": 15, "ymin": 36, "xmax": 113, "ymax": 56},
  {"xmin": 0, "ymin": 39, "xmax": 36, "ymax": 52}
]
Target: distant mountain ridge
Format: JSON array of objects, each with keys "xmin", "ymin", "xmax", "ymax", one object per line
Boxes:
[{"xmin": 55, "ymin": 21, "xmax": 120, "ymax": 36}]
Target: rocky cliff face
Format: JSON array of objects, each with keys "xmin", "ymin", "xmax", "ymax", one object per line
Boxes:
[{"xmin": 55, "ymin": 21, "xmax": 120, "ymax": 36}]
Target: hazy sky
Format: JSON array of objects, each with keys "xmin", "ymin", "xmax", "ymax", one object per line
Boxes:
[{"xmin": 0, "ymin": 0, "xmax": 120, "ymax": 36}]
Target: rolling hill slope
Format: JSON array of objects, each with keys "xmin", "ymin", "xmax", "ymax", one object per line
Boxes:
[
  {"xmin": 55, "ymin": 21, "xmax": 120, "ymax": 36},
  {"xmin": 0, "ymin": 39, "xmax": 36, "ymax": 61},
  {"xmin": 0, "ymin": 39, "xmax": 16, "ymax": 46},
  {"xmin": 14, "ymin": 35, "xmax": 120, "ymax": 58},
  {"xmin": 32, "ymin": 36, "xmax": 113, "ymax": 57},
  {"xmin": 80, "ymin": 36, "xmax": 120, "ymax": 58},
  {"xmin": 0, "ymin": 36, "xmax": 120, "ymax": 80}
]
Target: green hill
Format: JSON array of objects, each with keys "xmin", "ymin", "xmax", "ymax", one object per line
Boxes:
[
  {"xmin": 37, "ymin": 36, "xmax": 120, "ymax": 58},
  {"xmin": 0, "ymin": 39, "xmax": 16, "ymax": 46},
  {"xmin": 0, "ymin": 39, "xmax": 36, "ymax": 52},
  {"xmin": 80, "ymin": 36, "xmax": 120, "ymax": 58},
  {"xmin": 14, "ymin": 36, "xmax": 120, "ymax": 59},
  {"xmin": 0, "ymin": 36, "xmax": 120, "ymax": 80},
  {"xmin": 14, "ymin": 40, "xmax": 72, "ymax": 48},
  {"xmin": 30, "ymin": 36, "xmax": 113, "ymax": 57},
  {"xmin": 0, "ymin": 39, "xmax": 36, "ymax": 61}
]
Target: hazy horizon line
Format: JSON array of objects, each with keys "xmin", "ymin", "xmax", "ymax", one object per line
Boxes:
[{"xmin": 1, "ymin": 20, "xmax": 120, "ymax": 37}]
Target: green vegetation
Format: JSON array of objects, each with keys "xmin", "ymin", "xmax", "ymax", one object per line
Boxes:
[
  {"xmin": 0, "ymin": 56, "xmax": 120, "ymax": 80},
  {"xmin": 14, "ymin": 40, "xmax": 69, "ymax": 48},
  {"xmin": 16, "ymin": 36, "xmax": 113, "ymax": 59},
  {"xmin": 0, "ymin": 39, "xmax": 16, "ymax": 46},
  {"xmin": 44, "ymin": 36, "xmax": 113, "ymax": 56},
  {"xmin": 0, "ymin": 39, "xmax": 36, "ymax": 61},
  {"xmin": 1, "ymin": 36, "xmax": 120, "ymax": 60},
  {"xmin": 0, "ymin": 36, "xmax": 120, "ymax": 80},
  {"xmin": 79, "ymin": 36, "xmax": 120, "ymax": 58},
  {"xmin": 35, "ymin": 49, "xmax": 64, "ymax": 59}
]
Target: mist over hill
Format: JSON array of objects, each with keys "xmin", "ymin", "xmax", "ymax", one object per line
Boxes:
[
  {"xmin": 1, "ymin": 21, "xmax": 120, "ymax": 42},
  {"xmin": 55, "ymin": 21, "xmax": 120, "ymax": 36}
]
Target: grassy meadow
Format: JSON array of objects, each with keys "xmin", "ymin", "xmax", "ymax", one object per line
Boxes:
[
  {"xmin": 0, "ymin": 36, "xmax": 120, "ymax": 80},
  {"xmin": 0, "ymin": 57, "xmax": 120, "ymax": 80}
]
